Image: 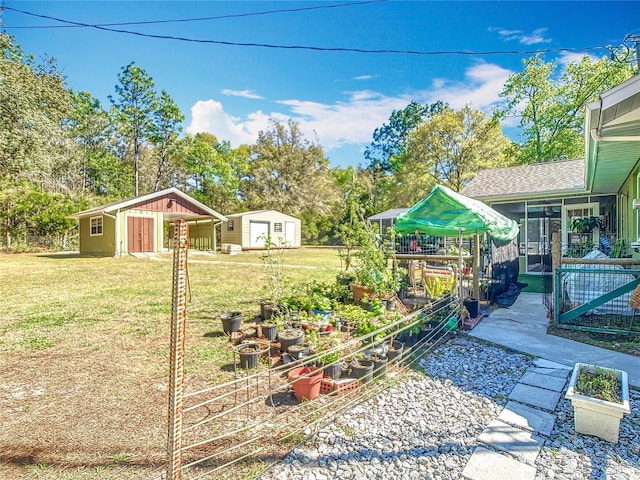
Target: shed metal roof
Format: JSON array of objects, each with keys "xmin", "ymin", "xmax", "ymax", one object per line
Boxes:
[{"xmin": 71, "ymin": 187, "xmax": 227, "ymax": 221}]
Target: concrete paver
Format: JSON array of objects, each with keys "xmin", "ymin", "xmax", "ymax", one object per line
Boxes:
[
  {"xmin": 498, "ymin": 401, "xmax": 556, "ymax": 436},
  {"xmin": 462, "ymin": 446, "xmax": 537, "ymax": 480},
  {"xmin": 509, "ymin": 383, "xmax": 561, "ymax": 411},
  {"xmin": 519, "ymin": 371, "xmax": 567, "ymax": 392},
  {"xmin": 477, "ymin": 419, "xmax": 544, "ymax": 465},
  {"xmin": 468, "ymin": 292, "xmax": 640, "ymax": 387},
  {"xmin": 527, "ymin": 367, "xmax": 570, "ymax": 378}
]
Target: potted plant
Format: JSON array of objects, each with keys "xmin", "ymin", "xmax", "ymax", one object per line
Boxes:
[
  {"xmin": 570, "ymin": 216, "xmax": 602, "ymax": 234},
  {"xmin": 335, "ymin": 175, "xmax": 369, "ymax": 285},
  {"xmin": 220, "ymin": 311, "xmax": 242, "ymax": 335},
  {"xmin": 278, "ymin": 327, "xmax": 304, "ymax": 353},
  {"xmin": 317, "ymin": 336, "xmax": 344, "ymax": 379},
  {"xmin": 233, "ymin": 342, "xmax": 269, "ymax": 369},
  {"xmin": 565, "ymin": 362, "xmax": 631, "ymax": 443},
  {"xmin": 288, "ymin": 366, "xmax": 324, "ymax": 401},
  {"xmin": 260, "ymin": 234, "xmax": 286, "ymax": 320}
]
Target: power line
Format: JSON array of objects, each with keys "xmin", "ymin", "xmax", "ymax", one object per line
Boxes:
[
  {"xmin": 0, "ymin": 4, "xmax": 619, "ymax": 57},
  {"xmin": 2, "ymin": 1, "xmax": 388, "ymax": 29}
]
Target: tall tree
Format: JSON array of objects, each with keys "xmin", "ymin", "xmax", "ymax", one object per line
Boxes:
[
  {"xmin": 150, "ymin": 90, "xmax": 184, "ymax": 191},
  {"xmin": 109, "ymin": 62, "xmax": 157, "ymax": 196},
  {"xmin": 179, "ymin": 132, "xmax": 249, "ymax": 213},
  {"xmin": 365, "ymin": 100, "xmax": 448, "ymax": 174},
  {"xmin": 66, "ymin": 90, "xmax": 128, "ymax": 195},
  {"xmin": 0, "ymin": 33, "xmax": 71, "ymax": 189},
  {"xmin": 403, "ymin": 105, "xmax": 512, "ymax": 195},
  {"xmin": 497, "ymin": 54, "xmax": 634, "ymax": 164},
  {"xmin": 243, "ymin": 120, "xmax": 338, "ymax": 217}
]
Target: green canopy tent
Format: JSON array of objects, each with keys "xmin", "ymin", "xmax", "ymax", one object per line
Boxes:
[
  {"xmin": 394, "ymin": 184, "xmax": 520, "ymax": 303},
  {"xmin": 394, "ymin": 184, "xmax": 519, "ymax": 241}
]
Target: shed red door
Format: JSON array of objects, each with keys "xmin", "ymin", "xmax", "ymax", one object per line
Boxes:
[{"xmin": 127, "ymin": 216, "xmax": 154, "ymax": 253}]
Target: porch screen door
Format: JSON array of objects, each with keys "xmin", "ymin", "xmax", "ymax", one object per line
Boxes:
[{"xmin": 562, "ymin": 202, "xmax": 599, "ymax": 252}]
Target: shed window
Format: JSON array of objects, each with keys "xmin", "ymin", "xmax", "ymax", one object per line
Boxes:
[
  {"xmin": 227, "ymin": 220, "xmax": 234, "ymax": 232},
  {"xmin": 90, "ymin": 216, "xmax": 103, "ymax": 236},
  {"xmin": 274, "ymin": 222, "xmax": 283, "ymax": 233}
]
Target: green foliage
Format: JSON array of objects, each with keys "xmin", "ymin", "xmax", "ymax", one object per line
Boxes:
[
  {"xmin": 423, "ymin": 274, "xmax": 455, "ymax": 300},
  {"xmin": 497, "ymin": 54, "xmax": 634, "ymax": 164},
  {"xmin": 365, "ymin": 100, "xmax": 448, "ymax": 174},
  {"xmin": 243, "ymin": 119, "xmax": 339, "ymax": 217},
  {"xmin": 260, "ymin": 234, "xmax": 286, "ymax": 305},
  {"xmin": 404, "ymin": 105, "xmax": 513, "ymax": 194},
  {"xmin": 611, "ymin": 239, "xmax": 627, "ymax": 259},
  {"xmin": 109, "ymin": 62, "xmax": 158, "ymax": 195},
  {"xmin": 353, "ymin": 226, "xmax": 403, "ymax": 296},
  {"xmin": 575, "ymin": 365, "xmax": 621, "ymax": 403},
  {"xmin": 570, "ymin": 216, "xmax": 602, "ymax": 234}
]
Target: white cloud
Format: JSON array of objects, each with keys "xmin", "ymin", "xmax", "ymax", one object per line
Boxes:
[
  {"xmin": 557, "ymin": 50, "xmax": 600, "ymax": 65},
  {"xmin": 186, "ymin": 99, "xmax": 271, "ymax": 145},
  {"xmin": 353, "ymin": 74, "xmax": 376, "ymax": 81},
  {"xmin": 491, "ymin": 26, "xmax": 551, "ymax": 45},
  {"xmin": 221, "ymin": 89, "xmax": 263, "ymax": 99},
  {"xmin": 186, "ymin": 62, "xmax": 515, "ymax": 155},
  {"xmin": 425, "ymin": 62, "xmax": 513, "ymax": 111}
]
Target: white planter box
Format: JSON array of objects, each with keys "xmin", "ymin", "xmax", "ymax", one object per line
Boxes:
[{"xmin": 565, "ymin": 362, "xmax": 631, "ymax": 443}]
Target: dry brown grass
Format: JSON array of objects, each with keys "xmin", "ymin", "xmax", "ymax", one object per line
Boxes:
[{"xmin": 0, "ymin": 249, "xmax": 340, "ymax": 479}]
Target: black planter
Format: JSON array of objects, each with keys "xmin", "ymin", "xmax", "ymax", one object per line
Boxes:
[
  {"xmin": 260, "ymin": 323, "xmax": 278, "ymax": 341},
  {"xmin": 287, "ymin": 344, "xmax": 309, "ymax": 360},
  {"xmin": 261, "ymin": 303, "xmax": 279, "ymax": 321},
  {"xmin": 463, "ymin": 298, "xmax": 480, "ymax": 318},
  {"xmin": 350, "ymin": 359, "xmax": 374, "ymax": 384},
  {"xmin": 234, "ymin": 343, "xmax": 261, "ymax": 369},
  {"xmin": 371, "ymin": 355, "xmax": 388, "ymax": 377},
  {"xmin": 278, "ymin": 328, "xmax": 304, "ymax": 353},
  {"xmin": 384, "ymin": 340, "xmax": 404, "ymax": 363},
  {"xmin": 220, "ymin": 311, "xmax": 242, "ymax": 335},
  {"xmin": 322, "ymin": 362, "xmax": 342, "ymax": 380}
]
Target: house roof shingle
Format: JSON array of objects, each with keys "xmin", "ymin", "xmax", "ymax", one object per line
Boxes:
[{"xmin": 462, "ymin": 159, "xmax": 586, "ymax": 201}]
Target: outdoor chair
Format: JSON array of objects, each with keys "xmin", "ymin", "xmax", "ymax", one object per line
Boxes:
[{"xmin": 407, "ymin": 260, "xmax": 425, "ymax": 296}]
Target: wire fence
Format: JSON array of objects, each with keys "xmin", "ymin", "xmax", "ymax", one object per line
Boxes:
[
  {"xmin": 162, "ymin": 298, "xmax": 462, "ymax": 480},
  {"xmin": 553, "ymin": 262, "xmax": 640, "ymax": 336}
]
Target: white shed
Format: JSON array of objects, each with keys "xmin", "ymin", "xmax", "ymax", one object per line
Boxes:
[{"xmin": 220, "ymin": 210, "xmax": 302, "ymax": 250}]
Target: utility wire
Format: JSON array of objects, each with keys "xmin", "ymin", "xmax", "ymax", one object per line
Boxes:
[
  {"xmin": 0, "ymin": 4, "xmax": 617, "ymax": 56},
  {"xmin": 2, "ymin": 0, "xmax": 388, "ymax": 29}
]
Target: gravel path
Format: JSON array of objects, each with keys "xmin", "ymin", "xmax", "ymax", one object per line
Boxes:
[{"xmin": 259, "ymin": 335, "xmax": 640, "ymax": 480}]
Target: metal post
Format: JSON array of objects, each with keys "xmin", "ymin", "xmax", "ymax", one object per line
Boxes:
[
  {"xmin": 167, "ymin": 219, "xmax": 189, "ymax": 480},
  {"xmin": 472, "ymin": 234, "xmax": 480, "ymax": 299}
]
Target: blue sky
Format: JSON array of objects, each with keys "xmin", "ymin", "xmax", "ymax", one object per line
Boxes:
[{"xmin": 2, "ymin": 1, "xmax": 639, "ymax": 167}]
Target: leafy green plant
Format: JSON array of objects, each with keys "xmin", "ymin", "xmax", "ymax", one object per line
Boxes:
[
  {"xmin": 424, "ymin": 273, "xmax": 455, "ymax": 299},
  {"xmin": 260, "ymin": 234, "xmax": 287, "ymax": 306},
  {"xmin": 575, "ymin": 365, "xmax": 622, "ymax": 403},
  {"xmin": 570, "ymin": 216, "xmax": 602, "ymax": 234},
  {"xmin": 611, "ymin": 238, "xmax": 627, "ymax": 259}
]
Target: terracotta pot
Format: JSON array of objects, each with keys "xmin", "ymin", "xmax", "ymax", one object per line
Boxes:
[{"xmin": 288, "ymin": 366, "xmax": 323, "ymax": 401}]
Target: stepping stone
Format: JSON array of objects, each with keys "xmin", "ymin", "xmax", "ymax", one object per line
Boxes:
[
  {"xmin": 462, "ymin": 446, "xmax": 536, "ymax": 480},
  {"xmin": 528, "ymin": 367, "xmax": 570, "ymax": 379},
  {"xmin": 520, "ymin": 371, "xmax": 567, "ymax": 392},
  {"xmin": 509, "ymin": 383, "xmax": 561, "ymax": 411},
  {"xmin": 478, "ymin": 419, "xmax": 544, "ymax": 465},
  {"xmin": 533, "ymin": 358, "xmax": 571, "ymax": 370},
  {"xmin": 498, "ymin": 401, "xmax": 557, "ymax": 436}
]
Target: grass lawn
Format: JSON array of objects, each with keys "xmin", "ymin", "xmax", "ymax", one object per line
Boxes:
[{"xmin": 0, "ymin": 248, "xmax": 341, "ymax": 479}]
